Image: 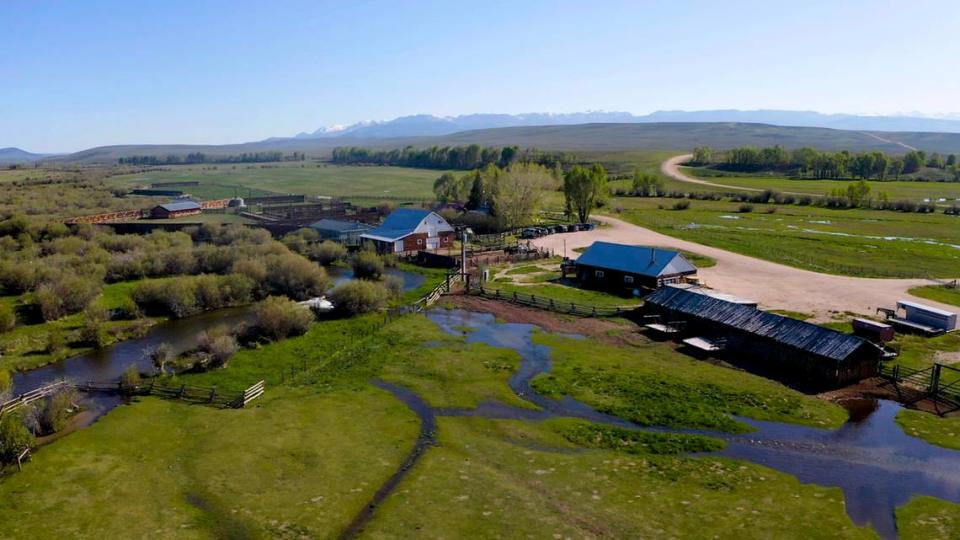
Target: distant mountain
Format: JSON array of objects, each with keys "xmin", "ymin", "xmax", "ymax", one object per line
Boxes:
[
  {"xmin": 284, "ymin": 112, "xmax": 639, "ymax": 140},
  {"xmin": 277, "ymin": 110, "xmax": 960, "ymax": 141},
  {"xmin": 0, "ymin": 147, "xmax": 58, "ymax": 164},
  {"xmin": 53, "ymin": 122, "xmax": 960, "ymax": 164}
]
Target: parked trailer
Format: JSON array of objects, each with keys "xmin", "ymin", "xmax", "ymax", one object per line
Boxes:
[
  {"xmin": 852, "ymin": 318, "xmax": 895, "ymax": 342},
  {"xmin": 894, "ymin": 301, "xmax": 957, "ymax": 334}
]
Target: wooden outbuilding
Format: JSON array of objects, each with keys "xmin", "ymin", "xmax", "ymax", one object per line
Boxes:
[
  {"xmin": 644, "ymin": 287, "xmax": 882, "ymax": 389},
  {"xmin": 149, "ymin": 200, "xmax": 202, "ymax": 219}
]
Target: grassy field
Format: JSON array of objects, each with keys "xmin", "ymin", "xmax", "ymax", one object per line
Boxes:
[
  {"xmin": 363, "ymin": 416, "xmax": 874, "ymax": 539},
  {"xmin": 1, "ymin": 305, "xmax": 954, "ymax": 537},
  {"xmin": 532, "ymin": 333, "xmax": 848, "ymax": 432},
  {"xmin": 0, "ymin": 388, "xmax": 418, "ymax": 538},
  {"xmin": 908, "ymin": 284, "xmax": 960, "ymax": 307},
  {"xmin": 106, "ymin": 162, "xmax": 447, "ymax": 201},
  {"xmin": 679, "ymin": 166, "xmax": 960, "ymax": 202},
  {"xmin": 612, "ymin": 197, "xmax": 960, "ymax": 278}
]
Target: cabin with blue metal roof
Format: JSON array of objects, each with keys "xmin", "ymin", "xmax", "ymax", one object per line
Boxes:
[
  {"xmin": 573, "ymin": 241, "xmax": 697, "ymax": 292},
  {"xmin": 360, "ymin": 208, "xmax": 455, "ymax": 253}
]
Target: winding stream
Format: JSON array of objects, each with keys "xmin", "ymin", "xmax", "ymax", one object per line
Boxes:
[{"xmin": 416, "ymin": 308, "xmax": 960, "ymax": 539}]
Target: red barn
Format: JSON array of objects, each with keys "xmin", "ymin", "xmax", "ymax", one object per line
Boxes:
[{"xmin": 360, "ymin": 208, "xmax": 455, "ymax": 253}]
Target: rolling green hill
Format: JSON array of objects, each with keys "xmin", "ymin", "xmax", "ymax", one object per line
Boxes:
[{"xmin": 52, "ymin": 123, "xmax": 960, "ymax": 163}]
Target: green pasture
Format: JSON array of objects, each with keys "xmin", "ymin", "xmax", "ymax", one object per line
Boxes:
[
  {"xmin": 680, "ymin": 166, "xmax": 960, "ymax": 202},
  {"xmin": 107, "ymin": 163, "xmax": 447, "ymax": 201},
  {"xmin": 612, "ymin": 197, "xmax": 960, "ymax": 278}
]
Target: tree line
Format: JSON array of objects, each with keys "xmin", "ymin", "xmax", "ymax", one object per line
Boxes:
[
  {"xmin": 117, "ymin": 152, "xmax": 307, "ymax": 166},
  {"xmin": 433, "ymin": 162, "xmax": 609, "ymax": 229},
  {"xmin": 331, "ymin": 145, "xmax": 577, "ymax": 170},
  {"xmin": 690, "ymin": 145, "xmax": 960, "ymax": 180}
]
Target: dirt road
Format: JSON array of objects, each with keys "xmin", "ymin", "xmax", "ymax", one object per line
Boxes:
[
  {"xmin": 661, "ymin": 154, "xmax": 817, "ymax": 197},
  {"xmin": 532, "ymin": 215, "xmax": 957, "ymax": 321}
]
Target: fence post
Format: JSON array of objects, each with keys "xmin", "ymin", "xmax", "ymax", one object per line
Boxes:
[{"xmin": 210, "ymin": 387, "xmax": 217, "ymax": 403}]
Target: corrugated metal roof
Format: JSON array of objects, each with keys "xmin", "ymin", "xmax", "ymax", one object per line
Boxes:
[
  {"xmin": 309, "ymin": 219, "xmax": 371, "ymax": 233},
  {"xmin": 157, "ymin": 201, "xmax": 201, "ymax": 212},
  {"xmin": 576, "ymin": 241, "xmax": 697, "ymax": 277},
  {"xmin": 361, "ymin": 208, "xmax": 450, "ymax": 242},
  {"xmin": 645, "ymin": 287, "xmax": 870, "ymax": 362}
]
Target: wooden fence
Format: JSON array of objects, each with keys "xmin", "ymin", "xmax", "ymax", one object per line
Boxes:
[
  {"xmin": 78, "ymin": 378, "xmax": 266, "ymax": 409},
  {"xmin": 0, "ymin": 380, "xmax": 70, "ymax": 417},
  {"xmin": 468, "ymin": 284, "xmax": 638, "ymax": 318}
]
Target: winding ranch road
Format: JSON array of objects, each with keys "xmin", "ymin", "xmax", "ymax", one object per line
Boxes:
[
  {"xmin": 532, "ymin": 215, "xmax": 957, "ymax": 322},
  {"xmin": 661, "ymin": 154, "xmax": 818, "ymax": 197}
]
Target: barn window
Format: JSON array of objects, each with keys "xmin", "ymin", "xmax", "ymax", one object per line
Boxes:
[
  {"xmin": 594, "ymin": 270, "xmax": 604, "ymax": 278},
  {"xmin": 624, "ymin": 275, "xmax": 634, "ymax": 284},
  {"xmin": 417, "ymin": 238, "xmax": 423, "ymax": 245}
]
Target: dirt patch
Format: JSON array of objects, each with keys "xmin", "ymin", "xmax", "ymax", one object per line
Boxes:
[
  {"xmin": 819, "ymin": 377, "xmax": 960, "ymax": 417},
  {"xmin": 442, "ymin": 295, "xmax": 646, "ymax": 348}
]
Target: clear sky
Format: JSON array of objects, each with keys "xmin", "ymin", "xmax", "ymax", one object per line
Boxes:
[{"xmin": 3, "ymin": 0, "xmax": 959, "ymax": 152}]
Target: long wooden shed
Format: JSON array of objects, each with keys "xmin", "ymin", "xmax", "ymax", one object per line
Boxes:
[{"xmin": 644, "ymin": 287, "xmax": 882, "ymax": 389}]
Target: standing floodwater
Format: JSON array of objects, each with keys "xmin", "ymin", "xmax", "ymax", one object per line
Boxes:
[
  {"xmin": 427, "ymin": 309, "xmax": 960, "ymax": 539},
  {"xmin": 10, "ymin": 306, "xmax": 256, "ymax": 396}
]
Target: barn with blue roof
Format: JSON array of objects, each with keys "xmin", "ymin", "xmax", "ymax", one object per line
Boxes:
[
  {"xmin": 574, "ymin": 241, "xmax": 697, "ymax": 292},
  {"xmin": 360, "ymin": 208, "xmax": 455, "ymax": 253}
]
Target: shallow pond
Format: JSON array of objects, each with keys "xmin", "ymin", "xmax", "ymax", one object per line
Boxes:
[
  {"xmin": 328, "ymin": 267, "xmax": 426, "ymax": 291},
  {"xmin": 426, "ymin": 309, "xmax": 960, "ymax": 539}
]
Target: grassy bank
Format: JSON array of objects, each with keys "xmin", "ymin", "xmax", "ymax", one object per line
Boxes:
[
  {"xmin": 908, "ymin": 284, "xmax": 960, "ymax": 308},
  {"xmin": 896, "ymin": 496, "xmax": 960, "ymax": 540},
  {"xmin": 612, "ymin": 197, "xmax": 960, "ymax": 278},
  {"xmin": 896, "ymin": 410, "xmax": 960, "ymax": 450},
  {"xmin": 0, "ymin": 281, "xmax": 156, "ymax": 373}
]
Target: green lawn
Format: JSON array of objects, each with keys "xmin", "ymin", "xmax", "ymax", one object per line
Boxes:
[
  {"xmin": 679, "ymin": 166, "xmax": 960, "ymax": 203},
  {"xmin": 908, "ymin": 284, "xmax": 960, "ymax": 308},
  {"xmin": 896, "ymin": 410, "xmax": 960, "ymax": 450},
  {"xmin": 896, "ymin": 496, "xmax": 960, "ymax": 540},
  {"xmin": 612, "ymin": 197, "xmax": 960, "ymax": 278},
  {"xmin": 107, "ymin": 163, "xmax": 448, "ymax": 201}
]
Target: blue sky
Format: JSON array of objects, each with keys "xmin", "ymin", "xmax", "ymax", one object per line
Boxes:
[{"xmin": 3, "ymin": 0, "xmax": 959, "ymax": 152}]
